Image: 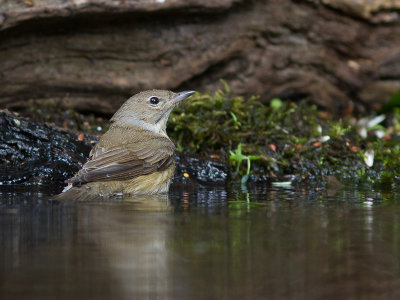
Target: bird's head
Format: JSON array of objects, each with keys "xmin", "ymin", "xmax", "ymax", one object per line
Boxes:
[{"xmin": 110, "ymin": 89, "xmax": 195, "ymax": 135}]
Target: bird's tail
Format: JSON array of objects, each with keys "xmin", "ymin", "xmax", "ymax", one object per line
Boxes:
[
  {"xmin": 51, "ymin": 184, "xmax": 109, "ymax": 202},
  {"xmin": 51, "ymin": 185, "xmax": 171, "ymax": 209}
]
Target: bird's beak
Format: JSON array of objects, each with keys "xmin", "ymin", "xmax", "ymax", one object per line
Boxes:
[{"xmin": 171, "ymin": 90, "xmax": 196, "ymax": 105}]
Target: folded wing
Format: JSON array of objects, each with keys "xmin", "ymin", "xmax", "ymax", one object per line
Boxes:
[{"xmin": 67, "ymin": 139, "xmax": 175, "ymax": 186}]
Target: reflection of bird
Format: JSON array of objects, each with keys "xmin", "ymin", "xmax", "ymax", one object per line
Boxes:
[{"xmin": 55, "ymin": 90, "xmax": 195, "ymax": 201}]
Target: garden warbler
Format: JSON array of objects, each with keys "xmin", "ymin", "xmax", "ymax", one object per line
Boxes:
[{"xmin": 55, "ymin": 90, "xmax": 195, "ymax": 201}]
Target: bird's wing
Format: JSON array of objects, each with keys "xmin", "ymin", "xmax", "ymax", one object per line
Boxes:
[{"xmin": 67, "ymin": 139, "xmax": 175, "ymax": 185}]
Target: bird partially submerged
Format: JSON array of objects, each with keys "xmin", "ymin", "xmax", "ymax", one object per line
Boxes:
[{"xmin": 55, "ymin": 89, "xmax": 195, "ymax": 201}]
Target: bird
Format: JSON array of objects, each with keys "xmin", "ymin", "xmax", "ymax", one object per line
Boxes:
[{"xmin": 54, "ymin": 89, "xmax": 195, "ymax": 201}]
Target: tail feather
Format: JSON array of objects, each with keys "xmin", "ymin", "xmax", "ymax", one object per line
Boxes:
[
  {"xmin": 52, "ymin": 185, "xmax": 110, "ymax": 202},
  {"xmin": 51, "ymin": 185, "xmax": 171, "ymax": 208}
]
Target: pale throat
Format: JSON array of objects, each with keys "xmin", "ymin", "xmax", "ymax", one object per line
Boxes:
[{"xmin": 118, "ymin": 110, "xmax": 172, "ymax": 137}]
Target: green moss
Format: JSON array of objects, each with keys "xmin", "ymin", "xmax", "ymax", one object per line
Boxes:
[
  {"xmin": 329, "ymin": 120, "xmax": 350, "ymax": 139},
  {"xmin": 168, "ymin": 85, "xmax": 400, "ymax": 185}
]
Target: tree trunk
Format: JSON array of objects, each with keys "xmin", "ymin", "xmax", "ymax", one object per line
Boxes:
[{"xmin": 1, "ymin": 0, "xmax": 399, "ymax": 114}]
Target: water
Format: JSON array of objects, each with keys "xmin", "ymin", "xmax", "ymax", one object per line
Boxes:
[{"xmin": 1, "ymin": 183, "xmax": 400, "ymax": 299}]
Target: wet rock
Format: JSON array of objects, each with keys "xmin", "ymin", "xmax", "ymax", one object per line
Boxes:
[
  {"xmin": 0, "ymin": 112, "xmax": 228, "ymax": 186},
  {"xmin": 0, "ymin": 112, "xmax": 91, "ymax": 185},
  {"xmin": 174, "ymin": 155, "xmax": 228, "ymax": 184}
]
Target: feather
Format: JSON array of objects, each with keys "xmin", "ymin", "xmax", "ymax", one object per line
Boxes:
[{"xmin": 67, "ymin": 128, "xmax": 175, "ymax": 186}]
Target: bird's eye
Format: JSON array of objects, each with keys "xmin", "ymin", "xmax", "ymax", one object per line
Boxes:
[{"xmin": 149, "ymin": 96, "xmax": 160, "ymax": 105}]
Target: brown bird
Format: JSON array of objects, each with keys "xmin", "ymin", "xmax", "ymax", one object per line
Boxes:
[{"xmin": 55, "ymin": 89, "xmax": 195, "ymax": 201}]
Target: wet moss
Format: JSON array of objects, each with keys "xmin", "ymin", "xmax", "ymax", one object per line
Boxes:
[{"xmin": 168, "ymin": 84, "xmax": 400, "ymax": 185}]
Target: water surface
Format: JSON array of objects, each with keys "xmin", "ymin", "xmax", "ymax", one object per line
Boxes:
[{"xmin": 1, "ymin": 183, "xmax": 400, "ymax": 299}]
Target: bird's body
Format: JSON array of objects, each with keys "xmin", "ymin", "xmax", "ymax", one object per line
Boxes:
[{"xmin": 55, "ymin": 89, "xmax": 194, "ymax": 201}]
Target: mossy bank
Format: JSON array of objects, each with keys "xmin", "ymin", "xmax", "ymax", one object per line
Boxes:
[
  {"xmin": 10, "ymin": 84, "xmax": 400, "ymax": 187},
  {"xmin": 167, "ymin": 84, "xmax": 400, "ymax": 186}
]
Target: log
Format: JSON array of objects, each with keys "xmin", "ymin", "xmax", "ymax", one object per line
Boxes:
[{"xmin": 0, "ymin": 0, "xmax": 399, "ymax": 114}]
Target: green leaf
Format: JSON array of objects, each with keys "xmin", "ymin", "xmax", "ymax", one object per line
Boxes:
[{"xmin": 230, "ymin": 111, "xmax": 241, "ymax": 127}]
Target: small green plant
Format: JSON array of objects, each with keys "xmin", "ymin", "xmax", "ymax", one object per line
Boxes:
[
  {"xmin": 229, "ymin": 111, "xmax": 241, "ymax": 127},
  {"xmin": 229, "ymin": 143, "xmax": 260, "ymax": 184},
  {"xmin": 329, "ymin": 120, "xmax": 350, "ymax": 139}
]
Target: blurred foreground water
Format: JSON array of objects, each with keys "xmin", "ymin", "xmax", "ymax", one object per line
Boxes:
[{"xmin": 1, "ymin": 182, "xmax": 400, "ymax": 299}]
